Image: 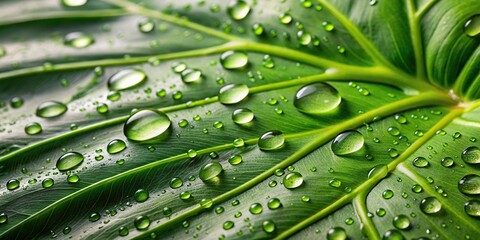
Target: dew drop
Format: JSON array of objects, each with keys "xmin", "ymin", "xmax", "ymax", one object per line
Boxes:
[
  {"xmin": 262, "ymin": 55, "xmax": 275, "ymax": 68},
  {"xmin": 227, "ymin": 0, "xmax": 251, "ymax": 20},
  {"xmin": 252, "ymin": 23, "xmax": 264, "ymax": 35},
  {"xmin": 170, "ymin": 177, "xmax": 183, "ymax": 189},
  {"xmin": 118, "ymin": 226, "xmax": 129, "ymax": 236},
  {"xmin": 327, "ymin": 227, "xmax": 347, "ymax": 240},
  {"xmin": 464, "ymin": 15, "xmax": 480, "ymax": 37},
  {"xmin": 258, "ymin": 130, "xmax": 284, "ymax": 151},
  {"xmin": 249, "ymin": 203, "xmax": 263, "ymax": 214},
  {"xmin": 107, "ymin": 139, "xmax": 126, "ymax": 154},
  {"xmin": 36, "ymin": 101, "xmax": 67, "ymax": 118},
  {"xmin": 392, "ymin": 215, "xmax": 410, "ymax": 229},
  {"xmin": 108, "ymin": 69, "xmax": 147, "ymax": 91},
  {"xmin": 420, "ymin": 197, "xmax": 442, "ymax": 214},
  {"xmin": 62, "ymin": 0, "xmax": 87, "ymax": 7},
  {"xmin": 134, "ymin": 216, "xmax": 150, "ymax": 230},
  {"xmin": 383, "ymin": 230, "xmax": 404, "ymax": 240},
  {"xmin": 412, "ymin": 157, "xmax": 429, "ymax": 168},
  {"xmin": 56, "ymin": 152, "xmax": 84, "ymax": 171},
  {"xmin": 181, "ymin": 69, "xmax": 203, "ymax": 83},
  {"xmin": 461, "ymin": 146, "xmax": 480, "ymax": 164},
  {"xmin": 172, "ymin": 62, "xmax": 187, "ymax": 73},
  {"xmin": 6, "ymin": 179, "xmax": 19, "ymax": 190},
  {"xmin": 228, "ymin": 155, "xmax": 243, "ymax": 165},
  {"xmin": 138, "ymin": 19, "xmax": 155, "ymax": 33},
  {"xmin": 223, "ymin": 221, "xmax": 235, "ymax": 230},
  {"xmin": 322, "ymin": 21, "xmax": 335, "ymax": 31},
  {"xmin": 268, "ymin": 198, "xmax": 282, "ymax": 209},
  {"xmin": 89, "ymin": 212, "xmax": 100, "ymax": 222},
  {"xmin": 10, "ymin": 97, "xmax": 23, "ymax": 108},
  {"xmin": 232, "ymin": 108, "xmax": 254, "ymax": 124},
  {"xmin": 283, "ymin": 172, "xmax": 303, "ymax": 189},
  {"xmin": 199, "ymin": 162, "xmax": 223, "ymax": 181},
  {"xmin": 441, "ymin": 157, "xmax": 454, "ymax": 167},
  {"xmin": 63, "ymin": 32, "xmax": 94, "ymax": 48},
  {"xmin": 123, "ymin": 109, "xmax": 171, "ymax": 141},
  {"xmin": 220, "ymin": 51, "xmax": 248, "ymax": 69},
  {"xmin": 180, "ymin": 191, "xmax": 191, "ymax": 200},
  {"xmin": 294, "ymin": 83, "xmax": 341, "ymax": 114},
  {"xmin": 200, "ymin": 198, "xmax": 213, "ymax": 209},
  {"xmin": 394, "ymin": 114, "xmax": 407, "ymax": 124},
  {"xmin": 262, "ymin": 220, "xmax": 276, "ymax": 233},
  {"xmin": 0, "ymin": 213, "xmax": 8, "ymax": 224},
  {"xmin": 464, "ymin": 199, "xmax": 480, "ymax": 217},
  {"xmin": 25, "ymin": 122, "xmax": 42, "ymax": 135},
  {"xmin": 219, "ymin": 84, "xmax": 249, "ymax": 105},
  {"xmin": 387, "ymin": 127, "xmax": 400, "ymax": 136},
  {"xmin": 134, "ymin": 189, "xmax": 149, "ymax": 202},
  {"xmin": 67, "ymin": 174, "xmax": 80, "ymax": 183},
  {"xmin": 458, "ymin": 174, "xmax": 480, "ymax": 195},
  {"xmin": 297, "ymin": 31, "xmax": 312, "ymax": 45},
  {"xmin": 331, "ymin": 130, "xmax": 364, "ymax": 155},
  {"xmin": 383, "ymin": 189, "xmax": 394, "ymax": 199}
]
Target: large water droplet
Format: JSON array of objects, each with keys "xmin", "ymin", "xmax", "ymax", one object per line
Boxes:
[
  {"xmin": 232, "ymin": 108, "xmax": 254, "ymax": 124},
  {"xmin": 258, "ymin": 130, "xmax": 284, "ymax": 151},
  {"xmin": 219, "ymin": 84, "xmax": 249, "ymax": 105},
  {"xmin": 107, "ymin": 139, "xmax": 126, "ymax": 154},
  {"xmin": 464, "ymin": 200, "xmax": 480, "ymax": 217},
  {"xmin": 134, "ymin": 216, "xmax": 151, "ymax": 230},
  {"xmin": 458, "ymin": 174, "xmax": 480, "ymax": 195},
  {"xmin": 6, "ymin": 179, "xmax": 19, "ymax": 190},
  {"xmin": 412, "ymin": 157, "xmax": 429, "ymax": 168},
  {"xmin": 0, "ymin": 213, "xmax": 7, "ymax": 224},
  {"xmin": 223, "ymin": 221, "xmax": 234, "ymax": 230},
  {"xmin": 331, "ymin": 130, "xmax": 364, "ymax": 155},
  {"xmin": 294, "ymin": 83, "xmax": 341, "ymax": 114},
  {"xmin": 420, "ymin": 197, "xmax": 442, "ymax": 214},
  {"xmin": 108, "ymin": 69, "xmax": 147, "ymax": 91},
  {"xmin": 123, "ymin": 109, "xmax": 171, "ymax": 141},
  {"xmin": 461, "ymin": 146, "xmax": 480, "ymax": 164},
  {"xmin": 392, "ymin": 215, "xmax": 410, "ymax": 229},
  {"xmin": 56, "ymin": 152, "xmax": 84, "ymax": 171},
  {"xmin": 262, "ymin": 220, "xmax": 276, "ymax": 233},
  {"xmin": 181, "ymin": 69, "xmax": 203, "ymax": 83},
  {"xmin": 62, "ymin": 0, "xmax": 87, "ymax": 7},
  {"xmin": 227, "ymin": 0, "xmax": 251, "ymax": 20},
  {"xmin": 220, "ymin": 51, "xmax": 248, "ymax": 69},
  {"xmin": 464, "ymin": 15, "xmax": 480, "ymax": 37},
  {"xmin": 199, "ymin": 162, "xmax": 223, "ymax": 181},
  {"xmin": 42, "ymin": 178, "xmax": 54, "ymax": 188},
  {"xmin": 25, "ymin": 122, "xmax": 42, "ymax": 135},
  {"xmin": 134, "ymin": 189, "xmax": 149, "ymax": 202},
  {"xmin": 64, "ymin": 32, "xmax": 94, "ymax": 48},
  {"xmin": 283, "ymin": 172, "xmax": 303, "ymax": 189},
  {"xmin": 327, "ymin": 227, "xmax": 347, "ymax": 240},
  {"xmin": 36, "ymin": 101, "xmax": 67, "ymax": 118}
]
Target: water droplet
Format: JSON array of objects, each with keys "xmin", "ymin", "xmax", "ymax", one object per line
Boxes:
[
  {"xmin": 382, "ymin": 230, "xmax": 404, "ymax": 240},
  {"xmin": 172, "ymin": 62, "xmax": 187, "ymax": 73},
  {"xmin": 10, "ymin": 97, "xmax": 23, "ymax": 108},
  {"xmin": 302, "ymin": 195, "xmax": 311, "ymax": 202},
  {"xmin": 294, "ymin": 83, "xmax": 341, "ymax": 114},
  {"xmin": 388, "ymin": 148, "xmax": 399, "ymax": 158},
  {"xmin": 283, "ymin": 172, "xmax": 303, "ymax": 189},
  {"xmin": 392, "ymin": 215, "xmax": 410, "ymax": 229},
  {"xmin": 170, "ymin": 177, "xmax": 183, "ymax": 189},
  {"xmin": 57, "ymin": 152, "xmax": 84, "ymax": 171},
  {"xmin": 329, "ymin": 178, "xmax": 342, "ymax": 188},
  {"xmin": 327, "ymin": 227, "xmax": 347, "ymax": 240},
  {"xmin": 0, "ymin": 213, "xmax": 8, "ymax": 224},
  {"xmin": 25, "ymin": 122, "xmax": 42, "ymax": 135},
  {"xmin": 200, "ymin": 198, "xmax": 213, "ymax": 209},
  {"xmin": 187, "ymin": 149, "xmax": 197, "ymax": 158},
  {"xmin": 279, "ymin": 13, "xmax": 292, "ymax": 24},
  {"xmin": 67, "ymin": 174, "xmax": 80, "ymax": 183},
  {"xmin": 394, "ymin": 114, "xmax": 407, "ymax": 124},
  {"xmin": 220, "ymin": 51, "xmax": 248, "ymax": 70},
  {"xmin": 223, "ymin": 221, "xmax": 235, "ymax": 230},
  {"xmin": 268, "ymin": 198, "xmax": 281, "ymax": 209},
  {"xmin": 199, "ymin": 162, "xmax": 223, "ymax": 181},
  {"xmin": 322, "ymin": 21, "xmax": 335, "ymax": 31},
  {"xmin": 63, "ymin": 32, "xmax": 94, "ymax": 48},
  {"xmin": 297, "ymin": 31, "xmax": 312, "ymax": 45},
  {"xmin": 218, "ymin": 84, "xmax": 249, "ymax": 105},
  {"xmin": 458, "ymin": 174, "xmax": 480, "ymax": 195},
  {"xmin": 107, "ymin": 139, "xmax": 126, "ymax": 154},
  {"xmin": 227, "ymin": 0, "xmax": 251, "ymax": 20},
  {"xmin": 464, "ymin": 15, "xmax": 480, "ymax": 37},
  {"xmin": 41, "ymin": 178, "xmax": 54, "ymax": 188},
  {"xmin": 181, "ymin": 69, "xmax": 203, "ymax": 83},
  {"xmin": 464, "ymin": 199, "xmax": 480, "ymax": 217},
  {"xmin": 6, "ymin": 179, "xmax": 19, "ymax": 190},
  {"xmin": 412, "ymin": 157, "xmax": 429, "ymax": 168},
  {"xmin": 387, "ymin": 127, "xmax": 400, "ymax": 136},
  {"xmin": 108, "ymin": 69, "xmax": 147, "ymax": 91},
  {"xmin": 383, "ymin": 189, "xmax": 394, "ymax": 199},
  {"xmin": 62, "ymin": 0, "xmax": 87, "ymax": 7},
  {"xmin": 118, "ymin": 226, "xmax": 129, "ymax": 236},
  {"xmin": 262, "ymin": 55, "xmax": 275, "ymax": 68},
  {"xmin": 249, "ymin": 203, "xmax": 263, "ymax": 214},
  {"xmin": 232, "ymin": 108, "xmax": 254, "ymax": 124},
  {"xmin": 262, "ymin": 220, "xmax": 276, "ymax": 233},
  {"xmin": 233, "ymin": 138, "xmax": 245, "ymax": 147},
  {"xmin": 89, "ymin": 212, "xmax": 100, "ymax": 222},
  {"xmin": 180, "ymin": 191, "xmax": 191, "ymax": 200},
  {"xmin": 228, "ymin": 155, "xmax": 243, "ymax": 165},
  {"xmin": 462, "ymin": 146, "xmax": 480, "ymax": 164},
  {"xmin": 163, "ymin": 207, "xmax": 172, "ymax": 216},
  {"xmin": 134, "ymin": 189, "xmax": 149, "ymax": 202},
  {"xmin": 420, "ymin": 197, "xmax": 442, "ymax": 214},
  {"xmin": 258, "ymin": 130, "xmax": 284, "ymax": 151},
  {"xmin": 134, "ymin": 216, "xmax": 151, "ymax": 230},
  {"xmin": 138, "ymin": 18, "xmax": 155, "ymax": 33},
  {"xmin": 123, "ymin": 109, "xmax": 171, "ymax": 141},
  {"xmin": 376, "ymin": 208, "xmax": 386, "ymax": 217},
  {"xmin": 252, "ymin": 23, "xmax": 264, "ymax": 35},
  {"xmin": 411, "ymin": 184, "xmax": 423, "ymax": 193},
  {"xmin": 441, "ymin": 157, "xmax": 454, "ymax": 167},
  {"xmin": 36, "ymin": 101, "xmax": 67, "ymax": 118},
  {"xmin": 331, "ymin": 130, "xmax": 364, "ymax": 155}
]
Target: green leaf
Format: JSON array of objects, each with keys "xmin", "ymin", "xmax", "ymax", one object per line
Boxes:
[{"xmin": 0, "ymin": 0, "xmax": 479, "ymax": 239}]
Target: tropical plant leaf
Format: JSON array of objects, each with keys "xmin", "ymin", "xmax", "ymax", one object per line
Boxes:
[{"xmin": 0, "ymin": 0, "xmax": 479, "ymax": 239}]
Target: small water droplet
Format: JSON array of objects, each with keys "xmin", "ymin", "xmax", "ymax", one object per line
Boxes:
[
  {"xmin": 297, "ymin": 31, "xmax": 312, "ymax": 45},
  {"xmin": 387, "ymin": 127, "xmax": 400, "ymax": 136},
  {"xmin": 252, "ymin": 23, "xmax": 264, "ymax": 35},
  {"xmin": 331, "ymin": 130, "xmax": 364, "ymax": 155},
  {"xmin": 249, "ymin": 203, "xmax": 263, "ymax": 214},
  {"xmin": 67, "ymin": 174, "xmax": 80, "ymax": 183},
  {"xmin": 258, "ymin": 130, "xmax": 284, "ymax": 151},
  {"xmin": 462, "ymin": 146, "xmax": 480, "ymax": 164},
  {"xmin": 108, "ymin": 69, "xmax": 147, "ymax": 91},
  {"xmin": 134, "ymin": 189, "xmax": 149, "ymax": 202},
  {"xmin": 134, "ymin": 216, "xmax": 151, "ymax": 230},
  {"xmin": 123, "ymin": 109, "xmax": 171, "ymax": 141},
  {"xmin": 283, "ymin": 172, "xmax": 303, "ymax": 189},
  {"xmin": 170, "ymin": 177, "xmax": 183, "ymax": 189},
  {"xmin": 200, "ymin": 198, "xmax": 213, "ymax": 209},
  {"xmin": 42, "ymin": 178, "xmax": 54, "ymax": 188},
  {"xmin": 118, "ymin": 226, "xmax": 129, "ymax": 236},
  {"xmin": 64, "ymin": 32, "xmax": 94, "ymax": 48},
  {"xmin": 36, "ymin": 101, "xmax": 67, "ymax": 118},
  {"xmin": 227, "ymin": 0, "xmax": 251, "ymax": 20},
  {"xmin": 464, "ymin": 15, "xmax": 480, "ymax": 37},
  {"xmin": 327, "ymin": 227, "xmax": 347, "ymax": 240},
  {"xmin": 220, "ymin": 51, "xmax": 248, "ymax": 69},
  {"xmin": 294, "ymin": 83, "xmax": 341, "ymax": 114},
  {"xmin": 382, "ymin": 230, "xmax": 404, "ymax": 240},
  {"xmin": 262, "ymin": 220, "xmax": 276, "ymax": 233},
  {"xmin": 420, "ymin": 197, "xmax": 442, "ymax": 214},
  {"xmin": 232, "ymin": 108, "xmax": 254, "ymax": 124},
  {"xmin": 10, "ymin": 97, "xmax": 23, "ymax": 108},
  {"xmin": 107, "ymin": 139, "xmax": 126, "ymax": 154},
  {"xmin": 6, "ymin": 179, "xmax": 20, "ymax": 190},
  {"xmin": 267, "ymin": 198, "xmax": 281, "ymax": 209},
  {"xmin": 411, "ymin": 184, "xmax": 423, "ymax": 193},
  {"xmin": 223, "ymin": 221, "xmax": 235, "ymax": 230},
  {"xmin": 441, "ymin": 157, "xmax": 454, "ymax": 167},
  {"xmin": 172, "ymin": 62, "xmax": 187, "ymax": 73},
  {"xmin": 199, "ymin": 162, "xmax": 223, "ymax": 181},
  {"xmin": 62, "ymin": 0, "xmax": 87, "ymax": 7},
  {"xmin": 322, "ymin": 21, "xmax": 335, "ymax": 31},
  {"xmin": 392, "ymin": 215, "xmax": 410, "ymax": 229},
  {"xmin": 464, "ymin": 199, "xmax": 480, "ymax": 217},
  {"xmin": 228, "ymin": 155, "xmax": 243, "ymax": 165},
  {"xmin": 383, "ymin": 189, "xmax": 394, "ymax": 199},
  {"xmin": 57, "ymin": 152, "xmax": 84, "ymax": 171},
  {"xmin": 138, "ymin": 18, "xmax": 155, "ymax": 33},
  {"xmin": 412, "ymin": 157, "xmax": 429, "ymax": 168},
  {"xmin": 181, "ymin": 69, "xmax": 203, "ymax": 83},
  {"xmin": 89, "ymin": 212, "xmax": 100, "ymax": 222},
  {"xmin": 218, "ymin": 84, "xmax": 249, "ymax": 105},
  {"xmin": 25, "ymin": 122, "xmax": 42, "ymax": 135},
  {"xmin": 458, "ymin": 174, "xmax": 480, "ymax": 195}
]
